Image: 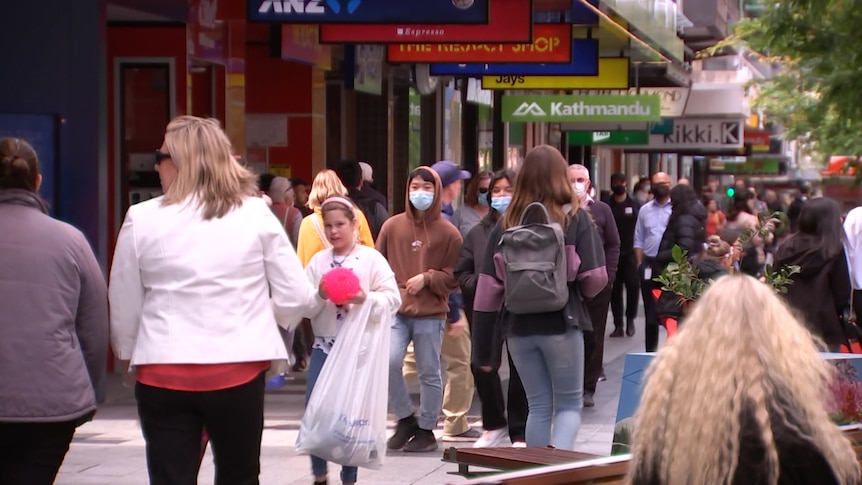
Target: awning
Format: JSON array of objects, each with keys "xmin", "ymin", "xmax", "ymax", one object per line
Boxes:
[
  {"xmin": 683, "ymin": 83, "xmax": 747, "ymax": 117},
  {"xmin": 823, "ymin": 156, "xmax": 856, "ymax": 176}
]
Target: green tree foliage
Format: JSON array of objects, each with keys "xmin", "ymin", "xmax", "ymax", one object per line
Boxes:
[{"xmin": 716, "ymin": 0, "xmax": 862, "ymax": 159}]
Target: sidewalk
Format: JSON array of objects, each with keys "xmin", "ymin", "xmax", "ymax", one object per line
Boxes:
[{"xmin": 57, "ymin": 318, "xmax": 655, "ymax": 484}]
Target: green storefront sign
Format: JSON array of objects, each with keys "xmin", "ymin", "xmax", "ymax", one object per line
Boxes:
[
  {"xmin": 710, "ymin": 158, "xmax": 781, "ymax": 175},
  {"xmin": 568, "ymin": 130, "xmax": 649, "ymax": 145},
  {"xmin": 502, "ymin": 95, "xmax": 661, "ymax": 122}
]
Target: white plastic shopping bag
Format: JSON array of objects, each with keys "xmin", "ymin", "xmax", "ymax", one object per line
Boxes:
[{"xmin": 295, "ymin": 294, "xmax": 392, "ymax": 470}]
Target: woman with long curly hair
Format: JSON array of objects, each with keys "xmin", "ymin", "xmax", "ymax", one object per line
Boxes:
[{"xmin": 630, "ymin": 274, "xmax": 861, "ymax": 485}]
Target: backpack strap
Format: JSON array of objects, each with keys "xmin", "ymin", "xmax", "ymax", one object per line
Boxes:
[
  {"xmin": 519, "ymin": 201, "xmax": 552, "ymax": 225},
  {"xmin": 311, "ymin": 213, "xmax": 333, "ymax": 249}
]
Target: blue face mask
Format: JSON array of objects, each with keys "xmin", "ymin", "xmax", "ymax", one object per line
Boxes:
[
  {"xmin": 478, "ymin": 191, "xmax": 489, "ymax": 207},
  {"xmin": 409, "ymin": 190, "xmax": 434, "ymax": 211},
  {"xmin": 491, "ymin": 196, "xmax": 512, "ymax": 214}
]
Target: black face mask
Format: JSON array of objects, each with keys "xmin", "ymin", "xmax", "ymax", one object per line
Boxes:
[
  {"xmin": 612, "ymin": 185, "xmax": 627, "ymax": 195},
  {"xmin": 652, "ymin": 185, "xmax": 670, "ymax": 199}
]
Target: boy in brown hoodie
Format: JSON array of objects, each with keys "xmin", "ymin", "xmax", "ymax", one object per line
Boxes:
[{"xmin": 376, "ymin": 167, "xmax": 463, "ymax": 453}]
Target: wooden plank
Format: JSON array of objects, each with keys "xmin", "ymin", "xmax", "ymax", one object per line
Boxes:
[{"xmin": 450, "ymin": 455, "xmax": 631, "ymax": 485}]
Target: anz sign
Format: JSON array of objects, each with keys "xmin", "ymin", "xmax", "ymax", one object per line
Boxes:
[
  {"xmin": 255, "ymin": 0, "xmax": 358, "ymax": 15},
  {"xmin": 248, "ymin": 0, "xmax": 489, "ymax": 24}
]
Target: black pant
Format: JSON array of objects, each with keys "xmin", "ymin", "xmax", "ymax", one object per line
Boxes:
[
  {"xmin": 472, "ymin": 342, "xmax": 528, "ymax": 442},
  {"xmin": 0, "ymin": 418, "xmax": 80, "ymax": 485},
  {"xmin": 136, "ymin": 372, "xmax": 266, "ymax": 485},
  {"xmin": 611, "ymin": 254, "xmax": 640, "ymax": 327},
  {"xmin": 584, "ymin": 285, "xmax": 613, "ymax": 393},
  {"xmin": 639, "ymin": 261, "xmax": 661, "ymax": 352}
]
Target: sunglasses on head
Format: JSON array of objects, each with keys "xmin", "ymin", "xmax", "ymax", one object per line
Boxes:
[{"xmin": 154, "ymin": 150, "xmax": 171, "ymax": 166}]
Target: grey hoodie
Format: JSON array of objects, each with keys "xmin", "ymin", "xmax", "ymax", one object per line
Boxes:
[{"xmin": 0, "ymin": 189, "xmax": 109, "ymax": 422}]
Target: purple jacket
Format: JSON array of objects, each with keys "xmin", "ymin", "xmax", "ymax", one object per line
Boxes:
[{"xmin": 0, "ymin": 189, "xmax": 108, "ymax": 422}]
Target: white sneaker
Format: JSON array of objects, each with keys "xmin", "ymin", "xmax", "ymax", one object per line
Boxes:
[
  {"xmin": 473, "ymin": 428, "xmax": 510, "ymax": 448},
  {"xmin": 511, "ymin": 441, "xmax": 527, "ymax": 448}
]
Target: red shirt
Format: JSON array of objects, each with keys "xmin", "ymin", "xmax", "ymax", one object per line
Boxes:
[{"xmin": 136, "ymin": 362, "xmax": 270, "ymax": 391}]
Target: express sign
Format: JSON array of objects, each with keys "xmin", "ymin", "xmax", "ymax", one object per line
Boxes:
[
  {"xmin": 387, "ymin": 24, "xmax": 571, "ymax": 64},
  {"xmin": 319, "ymin": 0, "xmax": 530, "ymax": 43}
]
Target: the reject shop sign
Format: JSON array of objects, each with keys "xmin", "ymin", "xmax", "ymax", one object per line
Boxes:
[
  {"xmin": 320, "ymin": 0, "xmax": 530, "ymax": 43},
  {"xmin": 643, "ymin": 118, "xmax": 744, "ymax": 150},
  {"xmin": 387, "ymin": 24, "xmax": 571, "ymax": 64}
]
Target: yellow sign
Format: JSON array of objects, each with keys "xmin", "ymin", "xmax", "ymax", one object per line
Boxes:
[
  {"xmin": 270, "ymin": 166, "xmax": 291, "ymax": 178},
  {"xmin": 481, "ymin": 58, "xmax": 630, "ymax": 90}
]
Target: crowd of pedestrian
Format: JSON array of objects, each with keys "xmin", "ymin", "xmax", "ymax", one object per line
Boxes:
[{"xmin": 3, "ymin": 115, "xmax": 862, "ymax": 484}]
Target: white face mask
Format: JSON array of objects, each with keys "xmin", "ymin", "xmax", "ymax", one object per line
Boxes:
[{"xmin": 572, "ymin": 182, "xmax": 588, "ymax": 198}]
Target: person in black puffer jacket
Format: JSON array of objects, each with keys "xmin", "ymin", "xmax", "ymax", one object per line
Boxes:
[
  {"xmin": 655, "ymin": 184, "xmax": 707, "ymax": 268},
  {"xmin": 774, "ymin": 198, "xmax": 850, "ymax": 350}
]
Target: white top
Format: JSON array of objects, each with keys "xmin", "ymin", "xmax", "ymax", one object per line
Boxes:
[
  {"xmin": 108, "ymin": 196, "xmax": 318, "ymax": 366},
  {"xmin": 303, "ymin": 245, "xmax": 401, "ymax": 339},
  {"xmin": 845, "ymin": 207, "xmax": 862, "ymax": 289}
]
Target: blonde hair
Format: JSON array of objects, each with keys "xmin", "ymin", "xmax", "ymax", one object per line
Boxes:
[
  {"xmin": 701, "ymin": 234, "xmax": 731, "ymax": 264},
  {"xmin": 161, "ymin": 116, "xmax": 258, "ymax": 219},
  {"xmin": 630, "ymin": 275, "xmax": 860, "ymax": 484},
  {"xmin": 307, "ymin": 169, "xmax": 348, "ymax": 209}
]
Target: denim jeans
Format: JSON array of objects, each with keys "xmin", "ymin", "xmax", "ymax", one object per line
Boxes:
[
  {"xmin": 507, "ymin": 327, "xmax": 584, "ymax": 450},
  {"xmin": 388, "ymin": 314, "xmax": 445, "ymax": 430},
  {"xmin": 306, "ymin": 348, "xmax": 357, "ymax": 483}
]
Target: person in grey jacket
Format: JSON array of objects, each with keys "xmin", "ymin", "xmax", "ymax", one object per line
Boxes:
[{"xmin": 0, "ymin": 137, "xmax": 109, "ymax": 485}]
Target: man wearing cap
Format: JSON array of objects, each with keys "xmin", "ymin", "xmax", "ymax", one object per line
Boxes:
[
  {"xmin": 421, "ymin": 160, "xmax": 480, "ymax": 442},
  {"xmin": 359, "ymin": 161, "xmax": 387, "ymax": 208}
]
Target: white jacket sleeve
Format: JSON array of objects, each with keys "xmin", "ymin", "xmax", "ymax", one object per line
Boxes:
[
  {"xmin": 302, "ymin": 256, "xmax": 328, "ymax": 321},
  {"xmin": 108, "ymin": 208, "xmax": 144, "ymax": 361},
  {"xmin": 369, "ymin": 249, "xmax": 402, "ymax": 315},
  {"xmin": 261, "ymin": 209, "xmax": 319, "ymax": 325},
  {"xmin": 844, "ymin": 208, "xmax": 862, "ymax": 289}
]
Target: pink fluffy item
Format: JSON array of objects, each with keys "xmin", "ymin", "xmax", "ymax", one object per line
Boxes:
[{"xmin": 322, "ymin": 267, "xmax": 361, "ymax": 305}]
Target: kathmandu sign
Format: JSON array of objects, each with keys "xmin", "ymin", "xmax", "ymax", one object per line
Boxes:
[{"xmin": 501, "ymin": 95, "xmax": 661, "ymax": 122}]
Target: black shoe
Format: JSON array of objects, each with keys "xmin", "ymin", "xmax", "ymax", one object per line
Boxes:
[
  {"xmin": 584, "ymin": 391, "xmax": 595, "ymax": 408},
  {"xmin": 387, "ymin": 415, "xmax": 419, "ymax": 450},
  {"xmin": 626, "ymin": 319, "xmax": 636, "ymax": 337},
  {"xmin": 609, "ymin": 326, "xmax": 624, "ymax": 337},
  {"xmin": 403, "ymin": 428, "xmax": 438, "ymax": 453}
]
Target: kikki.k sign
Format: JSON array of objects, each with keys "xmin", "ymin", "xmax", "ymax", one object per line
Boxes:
[
  {"xmin": 319, "ymin": 0, "xmax": 531, "ymax": 43},
  {"xmin": 387, "ymin": 24, "xmax": 572, "ymax": 64},
  {"xmin": 249, "ymin": 0, "xmax": 489, "ymax": 24},
  {"xmin": 502, "ymin": 95, "xmax": 660, "ymax": 122}
]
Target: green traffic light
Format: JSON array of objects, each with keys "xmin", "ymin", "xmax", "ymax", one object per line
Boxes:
[{"xmin": 726, "ymin": 188, "xmax": 735, "ymax": 197}]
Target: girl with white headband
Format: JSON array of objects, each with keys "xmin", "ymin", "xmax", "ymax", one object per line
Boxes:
[{"xmin": 298, "ymin": 197, "xmax": 401, "ymax": 485}]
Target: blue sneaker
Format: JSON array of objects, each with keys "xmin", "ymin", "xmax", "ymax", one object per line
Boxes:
[{"xmin": 265, "ymin": 374, "xmax": 286, "ymax": 392}]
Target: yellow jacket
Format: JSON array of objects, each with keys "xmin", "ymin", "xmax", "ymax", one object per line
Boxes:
[{"xmin": 296, "ymin": 207, "xmax": 375, "ymax": 267}]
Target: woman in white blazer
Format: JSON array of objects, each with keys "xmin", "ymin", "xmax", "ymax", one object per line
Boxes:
[{"xmin": 109, "ymin": 116, "xmax": 318, "ymax": 485}]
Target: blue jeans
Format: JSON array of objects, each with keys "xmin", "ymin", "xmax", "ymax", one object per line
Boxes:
[
  {"xmin": 306, "ymin": 348, "xmax": 357, "ymax": 483},
  {"xmin": 507, "ymin": 328, "xmax": 584, "ymax": 450},
  {"xmin": 388, "ymin": 314, "xmax": 445, "ymax": 430}
]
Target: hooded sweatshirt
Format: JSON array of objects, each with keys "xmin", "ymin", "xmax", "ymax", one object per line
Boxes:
[
  {"xmin": 774, "ymin": 234, "xmax": 851, "ymax": 347},
  {"xmin": 375, "ymin": 167, "xmax": 463, "ymax": 319}
]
